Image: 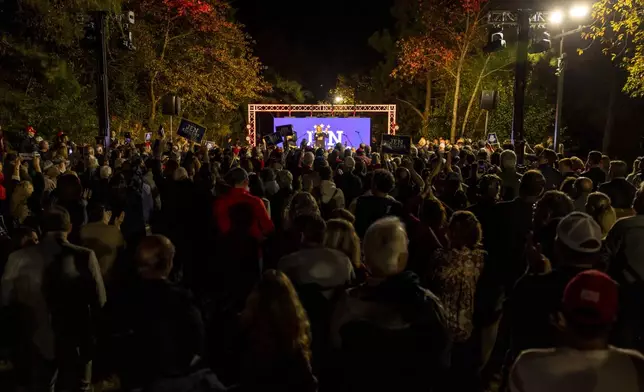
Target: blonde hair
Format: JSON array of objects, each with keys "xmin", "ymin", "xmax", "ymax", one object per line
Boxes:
[
  {"xmin": 11, "ymin": 181, "xmax": 34, "ymax": 223},
  {"xmin": 586, "ymin": 192, "xmax": 617, "ymax": 236},
  {"xmin": 88, "ymin": 156, "xmax": 99, "ymax": 170},
  {"xmin": 324, "ymin": 219, "xmax": 361, "ymax": 268},
  {"xmin": 241, "ymin": 270, "xmax": 312, "ymax": 362},
  {"xmin": 100, "ymin": 165, "xmax": 112, "ymax": 179}
]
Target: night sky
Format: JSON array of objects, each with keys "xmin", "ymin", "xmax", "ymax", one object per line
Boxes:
[{"xmin": 235, "ymin": 0, "xmax": 395, "ymax": 98}]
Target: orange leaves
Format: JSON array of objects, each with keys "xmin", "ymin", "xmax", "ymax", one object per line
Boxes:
[
  {"xmin": 460, "ymin": 0, "xmax": 486, "ymax": 14},
  {"xmin": 163, "ymin": 0, "xmax": 214, "ymax": 16},
  {"xmin": 393, "ymin": 35, "xmax": 456, "ymax": 80}
]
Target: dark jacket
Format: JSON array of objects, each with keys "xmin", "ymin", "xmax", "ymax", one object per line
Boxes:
[
  {"xmin": 486, "ymin": 198, "xmax": 535, "ymax": 293},
  {"xmin": 583, "ymin": 167, "xmax": 606, "ymax": 191},
  {"xmin": 538, "ymin": 164, "xmax": 564, "ymax": 191},
  {"xmin": 499, "ymin": 169, "xmax": 521, "ymax": 201},
  {"xmin": 109, "ymin": 279, "xmax": 205, "ymax": 387},
  {"xmin": 354, "ymin": 195, "xmax": 403, "ymax": 239},
  {"xmin": 505, "ymin": 266, "xmax": 591, "ymax": 356},
  {"xmin": 335, "ymin": 171, "xmax": 363, "ymax": 207},
  {"xmin": 41, "ymin": 237, "xmax": 106, "ymax": 359},
  {"xmin": 467, "ymin": 199, "xmax": 498, "ymax": 248},
  {"xmin": 330, "ymin": 272, "xmax": 451, "ymax": 392},
  {"xmin": 598, "ymin": 178, "xmax": 637, "ymax": 210}
]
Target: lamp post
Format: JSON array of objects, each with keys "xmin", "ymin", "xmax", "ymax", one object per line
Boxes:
[{"xmin": 549, "ymin": 4, "xmax": 590, "ymax": 150}]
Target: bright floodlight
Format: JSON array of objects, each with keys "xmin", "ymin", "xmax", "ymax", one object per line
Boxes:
[
  {"xmin": 549, "ymin": 10, "xmax": 564, "ymax": 24},
  {"xmin": 569, "ymin": 5, "xmax": 590, "ymax": 19},
  {"xmin": 334, "ymin": 96, "xmax": 344, "ymax": 103}
]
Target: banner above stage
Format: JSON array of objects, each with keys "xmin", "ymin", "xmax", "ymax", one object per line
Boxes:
[{"xmin": 273, "ymin": 117, "xmax": 370, "ymax": 148}]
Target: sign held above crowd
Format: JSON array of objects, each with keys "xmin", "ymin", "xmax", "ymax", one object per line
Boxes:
[
  {"xmin": 177, "ymin": 118, "xmax": 206, "ymax": 143},
  {"xmin": 381, "ymin": 134, "xmax": 412, "ymax": 155},
  {"xmin": 487, "ymin": 132, "xmax": 498, "ymax": 145}
]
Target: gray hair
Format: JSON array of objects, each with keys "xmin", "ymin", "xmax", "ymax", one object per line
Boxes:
[
  {"xmin": 303, "ymin": 152, "xmax": 315, "ymax": 166},
  {"xmin": 501, "ymin": 149, "xmax": 517, "ymax": 170},
  {"xmin": 363, "ymin": 217, "xmax": 408, "ymax": 276}
]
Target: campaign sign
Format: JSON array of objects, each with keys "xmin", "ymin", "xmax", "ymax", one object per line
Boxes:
[
  {"xmin": 273, "ymin": 117, "xmax": 370, "ymax": 148},
  {"xmin": 487, "ymin": 133, "xmax": 498, "ymax": 145},
  {"xmin": 381, "ymin": 134, "xmax": 412, "ymax": 155},
  {"xmin": 177, "ymin": 118, "xmax": 206, "ymax": 143},
  {"xmin": 275, "ymin": 124, "xmax": 294, "ymax": 136}
]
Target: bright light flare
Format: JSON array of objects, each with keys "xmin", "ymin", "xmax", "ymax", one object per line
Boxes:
[
  {"xmin": 569, "ymin": 5, "xmax": 590, "ymax": 19},
  {"xmin": 549, "ymin": 10, "xmax": 564, "ymax": 24},
  {"xmin": 334, "ymin": 96, "xmax": 344, "ymax": 103}
]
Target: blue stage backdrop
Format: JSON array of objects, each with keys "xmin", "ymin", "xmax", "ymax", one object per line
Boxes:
[{"xmin": 273, "ymin": 117, "xmax": 370, "ymax": 148}]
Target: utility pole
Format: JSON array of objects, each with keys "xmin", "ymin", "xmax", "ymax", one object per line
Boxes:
[
  {"xmin": 553, "ymin": 31, "xmax": 565, "ymax": 151},
  {"xmin": 552, "ymin": 26, "xmax": 584, "ymax": 151},
  {"xmin": 93, "ymin": 11, "xmax": 110, "ymax": 149},
  {"xmin": 512, "ymin": 9, "xmax": 530, "ymax": 165}
]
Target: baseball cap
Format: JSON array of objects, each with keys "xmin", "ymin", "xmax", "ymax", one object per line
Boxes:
[
  {"xmin": 563, "ymin": 270, "xmax": 618, "ymax": 325},
  {"xmin": 556, "ymin": 212, "xmax": 603, "ymax": 253}
]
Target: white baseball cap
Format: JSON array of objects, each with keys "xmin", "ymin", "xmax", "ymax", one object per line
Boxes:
[{"xmin": 556, "ymin": 212, "xmax": 603, "ymax": 253}]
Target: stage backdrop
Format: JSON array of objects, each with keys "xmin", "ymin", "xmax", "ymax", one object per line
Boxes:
[{"xmin": 273, "ymin": 117, "xmax": 370, "ymax": 148}]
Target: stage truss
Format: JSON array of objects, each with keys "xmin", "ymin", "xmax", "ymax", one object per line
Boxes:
[{"xmin": 246, "ymin": 104, "xmax": 397, "ymax": 147}]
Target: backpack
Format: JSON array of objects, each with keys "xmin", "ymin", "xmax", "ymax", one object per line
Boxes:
[{"xmin": 312, "ymin": 187, "xmax": 339, "ymax": 220}]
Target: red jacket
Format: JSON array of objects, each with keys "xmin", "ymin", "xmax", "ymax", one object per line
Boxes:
[{"xmin": 213, "ymin": 187, "xmax": 274, "ymax": 239}]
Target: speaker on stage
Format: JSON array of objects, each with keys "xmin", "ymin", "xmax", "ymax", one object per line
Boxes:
[
  {"xmin": 480, "ymin": 90, "xmax": 498, "ymax": 111},
  {"xmin": 162, "ymin": 95, "xmax": 181, "ymax": 116}
]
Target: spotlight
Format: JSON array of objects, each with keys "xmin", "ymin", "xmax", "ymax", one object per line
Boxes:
[
  {"xmin": 569, "ymin": 5, "xmax": 590, "ymax": 19},
  {"xmin": 550, "ymin": 10, "xmax": 564, "ymax": 24},
  {"xmin": 483, "ymin": 31, "xmax": 506, "ymax": 53},
  {"xmin": 530, "ymin": 31, "xmax": 552, "ymax": 53}
]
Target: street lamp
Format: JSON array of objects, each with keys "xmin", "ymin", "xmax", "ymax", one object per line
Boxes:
[
  {"xmin": 549, "ymin": 10, "xmax": 564, "ymax": 25},
  {"xmin": 551, "ymin": 3, "xmax": 590, "ymax": 150},
  {"xmin": 334, "ymin": 96, "xmax": 344, "ymax": 104},
  {"xmin": 570, "ymin": 5, "xmax": 590, "ymax": 19}
]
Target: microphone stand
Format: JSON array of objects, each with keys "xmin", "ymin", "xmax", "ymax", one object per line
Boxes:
[
  {"xmin": 342, "ymin": 134, "xmax": 351, "ymax": 148},
  {"xmin": 355, "ymin": 131, "xmax": 364, "ymax": 145}
]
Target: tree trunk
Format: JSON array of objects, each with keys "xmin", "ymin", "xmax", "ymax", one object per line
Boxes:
[
  {"xmin": 461, "ymin": 56, "xmax": 491, "ymax": 138},
  {"xmin": 423, "ymin": 71, "xmax": 432, "ymax": 136},
  {"xmin": 450, "ymin": 61, "xmax": 463, "ymax": 142},
  {"xmin": 149, "ymin": 20, "xmax": 172, "ymax": 125},
  {"xmin": 149, "ymin": 84, "xmax": 156, "ymax": 124}
]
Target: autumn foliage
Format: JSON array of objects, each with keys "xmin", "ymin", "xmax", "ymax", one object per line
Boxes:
[
  {"xmin": 393, "ymin": 0, "xmax": 487, "ymax": 81},
  {"xmin": 135, "ymin": 0, "xmax": 269, "ymax": 122},
  {"xmin": 586, "ymin": 0, "xmax": 644, "ymax": 96},
  {"xmin": 392, "ymin": 0, "xmax": 488, "ymax": 141}
]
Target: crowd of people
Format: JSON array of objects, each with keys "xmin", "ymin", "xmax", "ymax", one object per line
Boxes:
[{"xmin": 0, "ymin": 129, "xmax": 644, "ymax": 392}]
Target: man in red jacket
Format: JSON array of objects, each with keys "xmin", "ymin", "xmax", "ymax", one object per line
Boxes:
[{"xmin": 214, "ymin": 167, "xmax": 274, "ymax": 240}]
